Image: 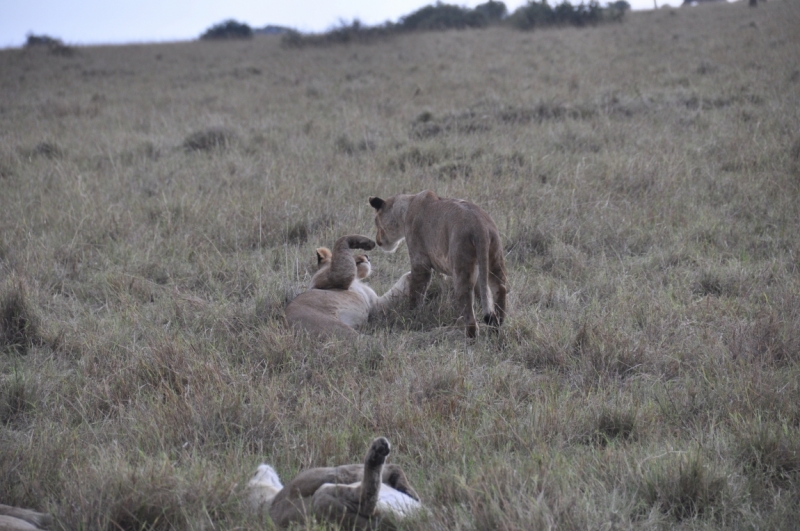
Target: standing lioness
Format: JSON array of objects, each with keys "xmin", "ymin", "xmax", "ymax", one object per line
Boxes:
[{"xmin": 369, "ymin": 190, "xmax": 507, "ymax": 338}]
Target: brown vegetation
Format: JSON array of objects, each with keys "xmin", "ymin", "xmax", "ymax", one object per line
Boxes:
[{"xmin": 1, "ymin": 1, "xmax": 799, "ymax": 528}]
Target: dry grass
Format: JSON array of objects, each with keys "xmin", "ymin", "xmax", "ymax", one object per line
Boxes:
[{"xmin": 1, "ymin": 1, "xmax": 800, "ymax": 529}]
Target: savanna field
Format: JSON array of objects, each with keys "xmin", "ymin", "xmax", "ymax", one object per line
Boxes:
[{"xmin": 1, "ymin": 1, "xmax": 800, "ymax": 529}]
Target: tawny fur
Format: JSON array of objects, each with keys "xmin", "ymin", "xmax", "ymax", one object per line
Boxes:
[
  {"xmin": 0, "ymin": 505, "xmax": 51, "ymax": 531},
  {"xmin": 284, "ymin": 235, "xmax": 411, "ymax": 338},
  {"xmin": 246, "ymin": 464, "xmax": 284, "ymax": 514},
  {"xmin": 369, "ymin": 190, "xmax": 507, "ymax": 339},
  {"xmin": 258, "ymin": 437, "xmax": 422, "ymax": 530},
  {"xmin": 308, "ymin": 235, "xmax": 375, "ymax": 291}
]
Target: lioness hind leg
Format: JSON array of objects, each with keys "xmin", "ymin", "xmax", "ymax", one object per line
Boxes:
[
  {"xmin": 483, "ymin": 284, "xmax": 506, "ymax": 331},
  {"xmin": 493, "ymin": 283, "xmax": 507, "ymax": 326},
  {"xmin": 487, "ymin": 262, "xmax": 507, "ymax": 329},
  {"xmin": 454, "ymin": 269, "xmax": 478, "ymax": 339}
]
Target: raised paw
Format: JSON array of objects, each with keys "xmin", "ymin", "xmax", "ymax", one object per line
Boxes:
[
  {"xmin": 483, "ymin": 313, "xmax": 500, "ymax": 328},
  {"xmin": 366, "ymin": 437, "xmax": 391, "ymax": 467},
  {"xmin": 345, "ymin": 235, "xmax": 377, "ymax": 251}
]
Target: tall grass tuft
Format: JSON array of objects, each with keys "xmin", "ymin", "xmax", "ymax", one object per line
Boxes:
[
  {"xmin": 182, "ymin": 128, "xmax": 237, "ymax": 152},
  {"xmin": 635, "ymin": 451, "xmax": 730, "ymax": 521},
  {"xmin": 0, "ymin": 276, "xmax": 42, "ymax": 354},
  {"xmin": 0, "ymin": 369, "xmax": 33, "ymax": 426},
  {"xmin": 735, "ymin": 419, "xmax": 800, "ymax": 485}
]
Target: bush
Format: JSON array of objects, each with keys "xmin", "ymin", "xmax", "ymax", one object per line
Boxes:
[
  {"xmin": 510, "ymin": 1, "xmax": 555, "ymax": 29},
  {"xmin": 24, "ymin": 33, "xmax": 74, "ymax": 56},
  {"xmin": 280, "ymin": 29, "xmax": 305, "ymax": 48},
  {"xmin": 510, "ymin": 0, "xmax": 613, "ymax": 30},
  {"xmin": 200, "ymin": 20, "xmax": 253, "ymax": 40},
  {"xmin": 280, "ymin": 0, "xmax": 615, "ymax": 48},
  {"xmin": 25, "ymin": 34, "xmax": 62, "ymax": 47},
  {"xmin": 281, "ymin": 20, "xmax": 397, "ymax": 48},
  {"xmin": 475, "ymin": 1, "xmax": 509, "ymax": 21},
  {"xmin": 401, "ymin": 3, "xmax": 489, "ymax": 31},
  {"xmin": 608, "ymin": 0, "xmax": 631, "ymax": 21}
]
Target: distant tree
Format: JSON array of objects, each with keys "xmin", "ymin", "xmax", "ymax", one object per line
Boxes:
[
  {"xmin": 25, "ymin": 34, "xmax": 61, "ymax": 47},
  {"xmin": 401, "ymin": 3, "xmax": 488, "ymax": 31},
  {"xmin": 553, "ymin": 1, "xmax": 575, "ymax": 23},
  {"xmin": 509, "ymin": 1, "xmax": 555, "ymax": 29},
  {"xmin": 282, "ymin": 0, "xmax": 620, "ymax": 48},
  {"xmin": 475, "ymin": 1, "xmax": 508, "ymax": 21},
  {"xmin": 281, "ymin": 29, "xmax": 305, "ymax": 48},
  {"xmin": 607, "ymin": 0, "xmax": 630, "ymax": 21},
  {"xmin": 281, "ymin": 19, "xmax": 398, "ymax": 48},
  {"xmin": 24, "ymin": 33, "xmax": 74, "ymax": 56},
  {"xmin": 200, "ymin": 20, "xmax": 253, "ymax": 40},
  {"xmin": 511, "ymin": 0, "xmax": 615, "ymax": 29}
]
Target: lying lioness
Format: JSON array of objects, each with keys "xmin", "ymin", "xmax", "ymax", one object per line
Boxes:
[
  {"xmin": 284, "ymin": 235, "xmax": 410, "ymax": 338},
  {"xmin": 369, "ymin": 190, "xmax": 507, "ymax": 338},
  {"xmin": 0, "ymin": 504, "xmax": 51, "ymax": 530},
  {"xmin": 247, "ymin": 437, "xmax": 423, "ymax": 530}
]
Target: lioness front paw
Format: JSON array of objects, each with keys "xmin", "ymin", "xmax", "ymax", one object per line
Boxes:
[{"xmin": 347, "ymin": 235, "xmax": 377, "ymax": 251}]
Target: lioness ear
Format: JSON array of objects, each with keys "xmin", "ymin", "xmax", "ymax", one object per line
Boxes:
[
  {"xmin": 369, "ymin": 196, "xmax": 385, "ymax": 210},
  {"xmin": 316, "ymin": 247, "xmax": 332, "ymax": 265}
]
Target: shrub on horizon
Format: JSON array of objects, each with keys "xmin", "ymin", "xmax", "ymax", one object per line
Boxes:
[
  {"xmin": 24, "ymin": 33, "xmax": 74, "ymax": 56},
  {"xmin": 25, "ymin": 33, "xmax": 62, "ymax": 48},
  {"xmin": 510, "ymin": 0, "xmax": 620, "ymax": 29},
  {"xmin": 281, "ymin": 0, "xmax": 619, "ymax": 48},
  {"xmin": 401, "ymin": 3, "xmax": 489, "ymax": 30},
  {"xmin": 281, "ymin": 20, "xmax": 397, "ymax": 48},
  {"xmin": 608, "ymin": 0, "xmax": 631, "ymax": 21},
  {"xmin": 200, "ymin": 19, "xmax": 253, "ymax": 40}
]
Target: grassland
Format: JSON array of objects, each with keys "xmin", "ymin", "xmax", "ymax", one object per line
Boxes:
[{"xmin": 1, "ymin": 1, "xmax": 799, "ymax": 529}]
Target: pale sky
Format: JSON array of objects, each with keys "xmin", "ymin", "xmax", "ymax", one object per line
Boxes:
[{"xmin": 0, "ymin": 0, "xmax": 684, "ymax": 48}]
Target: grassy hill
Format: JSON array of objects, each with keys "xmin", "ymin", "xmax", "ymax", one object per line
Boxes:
[{"xmin": 1, "ymin": 1, "xmax": 799, "ymax": 529}]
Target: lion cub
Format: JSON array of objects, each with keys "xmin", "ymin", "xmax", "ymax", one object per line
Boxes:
[
  {"xmin": 369, "ymin": 190, "xmax": 507, "ymax": 338},
  {"xmin": 284, "ymin": 234, "xmax": 410, "ymax": 338}
]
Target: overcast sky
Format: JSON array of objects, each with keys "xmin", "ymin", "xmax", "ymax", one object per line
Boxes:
[{"xmin": 1, "ymin": 0, "xmax": 684, "ymax": 48}]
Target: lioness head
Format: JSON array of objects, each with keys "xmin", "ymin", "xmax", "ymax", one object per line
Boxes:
[
  {"xmin": 315, "ymin": 247, "xmax": 371, "ymax": 280},
  {"xmin": 369, "ymin": 196, "xmax": 406, "ymax": 253},
  {"xmin": 247, "ymin": 463, "xmax": 283, "ymax": 513}
]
